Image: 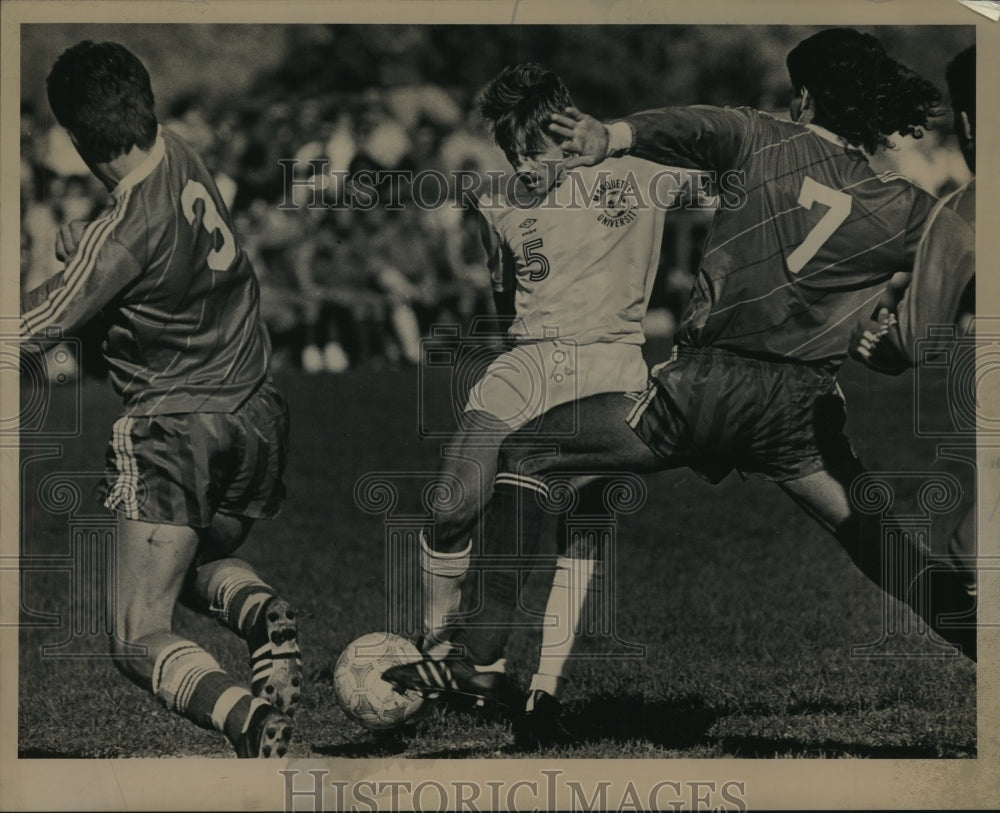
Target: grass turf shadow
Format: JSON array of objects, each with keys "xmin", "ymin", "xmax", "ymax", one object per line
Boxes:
[
  {"xmin": 709, "ymin": 735, "xmax": 970, "ymax": 759},
  {"xmin": 525, "ymin": 692, "xmax": 721, "ymax": 752}
]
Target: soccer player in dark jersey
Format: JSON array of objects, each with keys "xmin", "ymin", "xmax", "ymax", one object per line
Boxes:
[
  {"xmin": 384, "ymin": 28, "xmax": 977, "ymax": 744},
  {"xmin": 853, "ymin": 45, "xmax": 978, "ymax": 595},
  {"xmin": 21, "ymin": 41, "xmax": 301, "ymax": 758}
]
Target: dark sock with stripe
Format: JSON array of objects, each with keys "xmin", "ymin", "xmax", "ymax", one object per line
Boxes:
[
  {"xmin": 240, "ymin": 589, "xmax": 279, "ymax": 641},
  {"xmin": 455, "ymin": 474, "xmax": 552, "ymax": 666},
  {"xmin": 206, "ymin": 566, "xmax": 279, "ymax": 642},
  {"xmin": 149, "ymin": 638, "xmax": 261, "ymax": 745},
  {"xmin": 221, "ymin": 695, "xmax": 255, "ymax": 743},
  {"xmin": 186, "ymin": 670, "xmax": 257, "ymax": 741}
]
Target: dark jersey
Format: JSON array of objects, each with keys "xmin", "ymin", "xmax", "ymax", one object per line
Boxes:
[
  {"xmin": 624, "ymin": 106, "xmax": 942, "ymax": 367},
  {"xmin": 897, "ymin": 179, "xmax": 975, "ymax": 356},
  {"xmin": 21, "ymin": 128, "xmax": 270, "ymax": 415}
]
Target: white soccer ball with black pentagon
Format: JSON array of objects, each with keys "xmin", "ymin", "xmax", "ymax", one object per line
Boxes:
[{"xmin": 333, "ymin": 632, "xmax": 424, "ymax": 730}]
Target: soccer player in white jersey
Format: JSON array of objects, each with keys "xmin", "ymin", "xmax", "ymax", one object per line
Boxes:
[
  {"xmin": 21, "ymin": 42, "xmax": 300, "ymax": 757},
  {"xmin": 417, "ymin": 63, "xmax": 680, "ymax": 737}
]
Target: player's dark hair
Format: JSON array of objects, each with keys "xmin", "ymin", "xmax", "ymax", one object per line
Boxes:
[
  {"xmin": 478, "ymin": 63, "xmax": 572, "ymax": 157},
  {"xmin": 47, "ymin": 40, "xmax": 158, "ymax": 164},
  {"xmin": 786, "ymin": 28, "xmax": 941, "ymax": 153},
  {"xmin": 945, "ymin": 45, "xmax": 974, "ymax": 125}
]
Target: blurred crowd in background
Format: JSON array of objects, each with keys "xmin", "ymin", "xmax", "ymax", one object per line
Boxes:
[{"xmin": 19, "ymin": 24, "xmax": 972, "ymax": 378}]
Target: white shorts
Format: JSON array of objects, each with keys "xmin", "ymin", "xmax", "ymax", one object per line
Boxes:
[{"xmin": 464, "ymin": 340, "xmax": 648, "ymax": 430}]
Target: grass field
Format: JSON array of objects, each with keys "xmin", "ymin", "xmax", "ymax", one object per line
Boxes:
[{"xmin": 17, "ymin": 339, "xmax": 976, "ymax": 758}]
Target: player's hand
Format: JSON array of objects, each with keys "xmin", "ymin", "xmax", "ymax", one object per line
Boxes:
[
  {"xmin": 851, "ymin": 306, "xmax": 894, "ymax": 360},
  {"xmin": 55, "ymin": 220, "xmax": 89, "ymax": 263},
  {"xmin": 849, "ymin": 307, "xmax": 907, "ymax": 375},
  {"xmin": 550, "ymin": 107, "xmax": 610, "ymax": 169}
]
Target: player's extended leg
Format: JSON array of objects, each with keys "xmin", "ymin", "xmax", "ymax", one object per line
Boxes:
[
  {"xmin": 180, "ymin": 513, "xmax": 303, "ymax": 715},
  {"xmin": 385, "ymin": 392, "xmax": 661, "ymax": 701},
  {"xmin": 515, "ymin": 476, "xmax": 607, "ymax": 748},
  {"xmin": 777, "ymin": 462, "xmax": 976, "ymax": 660},
  {"xmin": 457, "ymin": 393, "xmax": 661, "ymax": 666},
  {"xmin": 111, "ymin": 517, "xmax": 291, "ymax": 757},
  {"xmin": 421, "ymin": 415, "xmax": 510, "ymax": 657}
]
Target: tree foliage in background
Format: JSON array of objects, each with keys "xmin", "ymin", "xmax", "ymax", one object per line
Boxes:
[
  {"xmin": 23, "ymin": 24, "xmax": 973, "ymax": 121},
  {"xmin": 257, "ymin": 24, "xmax": 972, "ymax": 115}
]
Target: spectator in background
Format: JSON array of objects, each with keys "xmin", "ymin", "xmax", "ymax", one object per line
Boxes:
[{"xmin": 164, "ymin": 91, "xmax": 216, "ymax": 155}]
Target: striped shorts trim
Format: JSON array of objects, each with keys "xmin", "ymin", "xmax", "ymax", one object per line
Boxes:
[
  {"xmin": 105, "ymin": 416, "xmax": 143, "ymax": 517},
  {"xmin": 100, "ymin": 383, "xmax": 289, "ymax": 527}
]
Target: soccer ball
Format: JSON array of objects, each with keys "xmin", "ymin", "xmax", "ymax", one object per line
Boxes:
[{"xmin": 333, "ymin": 632, "xmax": 425, "ymax": 731}]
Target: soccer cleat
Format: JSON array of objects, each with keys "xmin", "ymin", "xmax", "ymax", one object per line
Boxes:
[
  {"xmin": 382, "ymin": 654, "xmax": 502, "ymax": 709},
  {"xmin": 415, "ymin": 634, "xmax": 456, "ymax": 662},
  {"xmin": 513, "ymin": 690, "xmax": 573, "ymax": 750},
  {"xmin": 235, "ymin": 702, "xmax": 292, "ymax": 758},
  {"xmin": 249, "ymin": 597, "xmax": 303, "ymax": 715}
]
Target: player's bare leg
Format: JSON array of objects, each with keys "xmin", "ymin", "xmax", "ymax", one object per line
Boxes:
[
  {"xmin": 494, "ymin": 399, "xmax": 658, "ymax": 744},
  {"xmin": 387, "ymin": 394, "xmax": 662, "ymax": 716},
  {"xmin": 420, "ymin": 410, "xmax": 512, "ymax": 658},
  {"xmin": 111, "ymin": 518, "xmax": 290, "ymax": 757},
  {"xmin": 778, "ymin": 463, "xmax": 976, "ymax": 660},
  {"xmin": 515, "ymin": 478, "xmax": 604, "ymax": 748},
  {"xmin": 180, "ymin": 513, "xmax": 303, "ymax": 715}
]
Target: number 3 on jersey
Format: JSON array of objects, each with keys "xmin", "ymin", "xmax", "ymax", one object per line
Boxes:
[
  {"xmin": 786, "ymin": 176, "xmax": 852, "ymax": 274},
  {"xmin": 181, "ymin": 180, "xmax": 236, "ymax": 272},
  {"xmin": 522, "ymin": 238, "xmax": 550, "ymax": 282}
]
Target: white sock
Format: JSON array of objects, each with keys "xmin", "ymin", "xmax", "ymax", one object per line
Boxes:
[
  {"xmin": 534, "ymin": 556, "xmax": 599, "ymax": 696},
  {"xmin": 527, "ymin": 673, "xmax": 566, "ymax": 707},
  {"xmin": 420, "ymin": 532, "xmax": 471, "ymax": 650}
]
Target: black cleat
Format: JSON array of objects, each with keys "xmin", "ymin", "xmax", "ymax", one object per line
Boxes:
[
  {"xmin": 235, "ymin": 702, "xmax": 292, "ymax": 758},
  {"xmin": 513, "ymin": 690, "xmax": 573, "ymax": 750},
  {"xmin": 249, "ymin": 597, "xmax": 303, "ymax": 715},
  {"xmin": 382, "ymin": 654, "xmax": 503, "ymax": 711}
]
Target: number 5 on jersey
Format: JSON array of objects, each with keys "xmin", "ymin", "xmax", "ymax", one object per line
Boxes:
[
  {"xmin": 523, "ymin": 238, "xmax": 550, "ymax": 282},
  {"xmin": 786, "ymin": 176, "xmax": 852, "ymax": 274},
  {"xmin": 181, "ymin": 180, "xmax": 236, "ymax": 272}
]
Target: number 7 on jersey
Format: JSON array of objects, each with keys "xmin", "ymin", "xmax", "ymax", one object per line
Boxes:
[{"xmin": 786, "ymin": 176, "xmax": 852, "ymax": 274}]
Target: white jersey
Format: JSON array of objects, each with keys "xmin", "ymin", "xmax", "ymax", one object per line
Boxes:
[{"xmin": 478, "ymin": 156, "xmax": 678, "ymax": 346}]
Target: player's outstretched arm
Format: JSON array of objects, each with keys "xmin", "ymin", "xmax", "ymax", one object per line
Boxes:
[
  {"xmin": 556, "ymin": 105, "xmax": 752, "ymax": 175},
  {"xmin": 549, "ymin": 107, "xmax": 611, "ymax": 169}
]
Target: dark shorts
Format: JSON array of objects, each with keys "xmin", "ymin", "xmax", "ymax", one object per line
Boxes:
[
  {"xmin": 627, "ymin": 346, "xmax": 857, "ymax": 483},
  {"xmin": 101, "ymin": 382, "xmax": 290, "ymax": 527}
]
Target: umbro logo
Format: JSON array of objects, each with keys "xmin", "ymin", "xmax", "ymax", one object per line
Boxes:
[{"xmin": 519, "ymin": 218, "xmax": 537, "ymax": 229}]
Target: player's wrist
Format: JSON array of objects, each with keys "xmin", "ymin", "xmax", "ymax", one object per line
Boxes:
[{"xmin": 605, "ymin": 121, "xmax": 634, "ymax": 156}]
